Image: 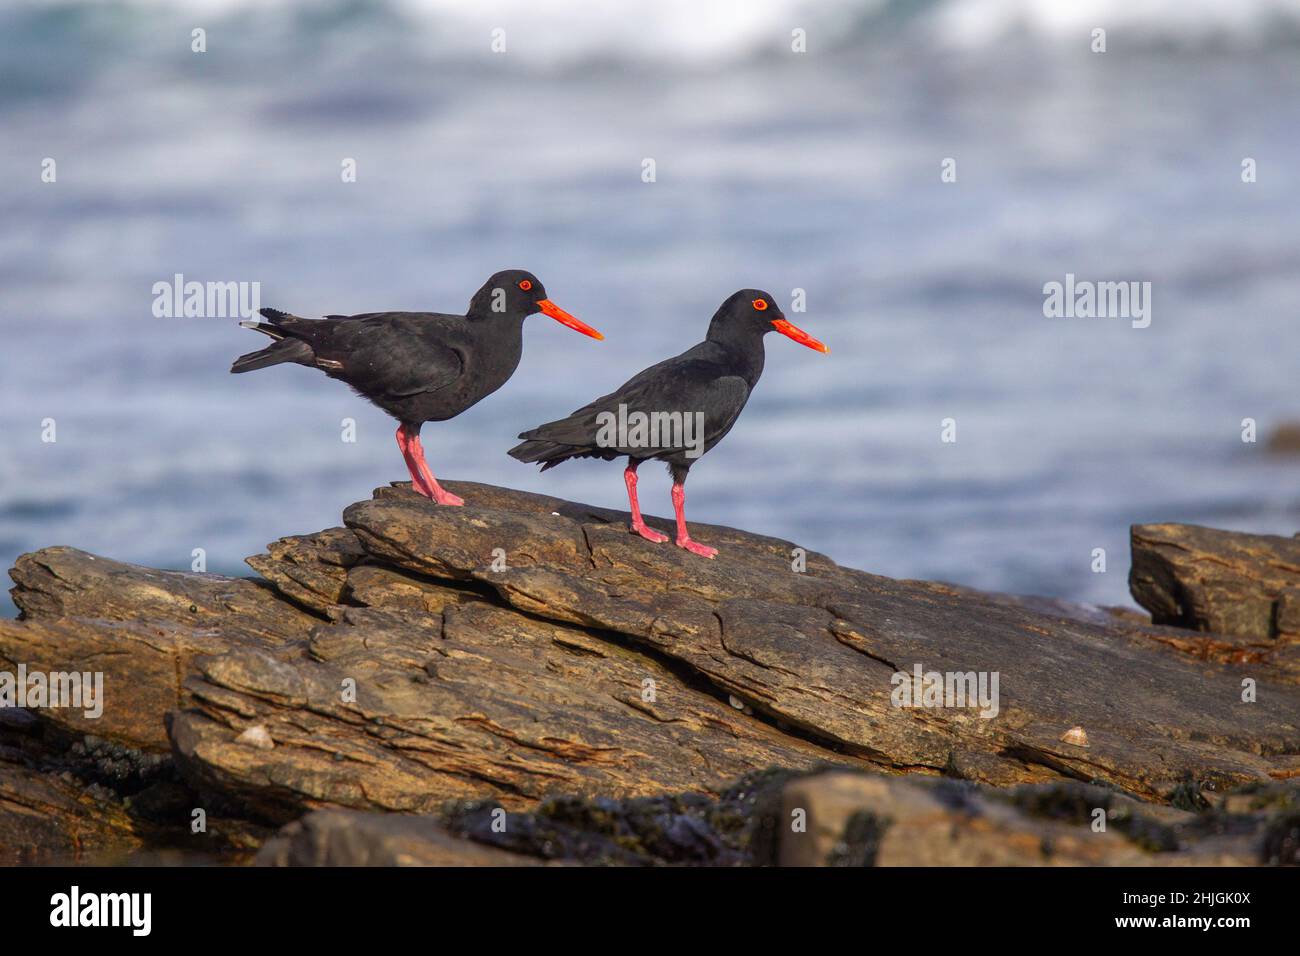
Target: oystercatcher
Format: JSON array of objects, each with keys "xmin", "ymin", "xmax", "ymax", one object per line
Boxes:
[
  {"xmin": 509, "ymin": 289, "xmax": 828, "ymax": 557},
  {"xmin": 231, "ymin": 269, "xmax": 602, "ymax": 505}
]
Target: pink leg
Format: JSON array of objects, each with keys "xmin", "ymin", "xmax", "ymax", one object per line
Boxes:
[
  {"xmin": 409, "ymin": 431, "xmax": 464, "ymax": 506},
  {"xmin": 624, "ymin": 461, "xmax": 667, "ymax": 543},
  {"xmin": 671, "ymin": 481, "xmax": 717, "ymax": 558},
  {"xmin": 396, "ymin": 424, "xmax": 464, "ymax": 506},
  {"xmin": 395, "ymin": 424, "xmax": 435, "ymax": 498}
]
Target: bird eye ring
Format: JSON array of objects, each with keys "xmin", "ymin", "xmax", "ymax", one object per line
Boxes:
[
  {"xmin": 519, "ymin": 279, "xmax": 533, "ymax": 291},
  {"xmin": 752, "ymin": 298, "xmax": 768, "ymax": 311}
]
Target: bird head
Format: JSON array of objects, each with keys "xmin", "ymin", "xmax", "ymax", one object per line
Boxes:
[
  {"xmin": 475, "ymin": 270, "xmax": 603, "ymax": 339},
  {"xmin": 710, "ymin": 289, "xmax": 829, "ymax": 353}
]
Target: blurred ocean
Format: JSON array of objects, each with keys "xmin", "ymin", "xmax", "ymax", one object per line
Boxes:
[{"xmin": 2, "ymin": 0, "xmax": 1299, "ymax": 617}]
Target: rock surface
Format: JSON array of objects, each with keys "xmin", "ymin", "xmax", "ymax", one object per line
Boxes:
[
  {"xmin": 783, "ymin": 770, "xmax": 1300, "ymax": 866},
  {"xmin": 256, "ymin": 809, "xmax": 547, "ymax": 866},
  {"xmin": 336, "ymin": 485, "xmax": 1300, "ymax": 801},
  {"xmin": 0, "ymin": 754, "xmax": 142, "ymax": 864},
  {"xmin": 4, "ymin": 481, "xmax": 1300, "ymax": 864},
  {"xmin": 1129, "ymin": 522, "xmax": 1300, "ymax": 683},
  {"xmin": 258, "ymin": 767, "xmax": 1298, "ymax": 867}
]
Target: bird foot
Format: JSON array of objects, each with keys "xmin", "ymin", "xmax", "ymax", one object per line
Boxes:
[
  {"xmin": 676, "ymin": 537, "xmax": 718, "ymax": 559},
  {"xmin": 408, "ymin": 482, "xmax": 464, "ymax": 506},
  {"xmin": 630, "ymin": 521, "xmax": 668, "ymax": 543}
]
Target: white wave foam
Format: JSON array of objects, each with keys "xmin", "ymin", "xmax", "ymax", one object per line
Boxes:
[
  {"xmin": 12, "ymin": 0, "xmax": 1300, "ymax": 60},
  {"xmin": 924, "ymin": 0, "xmax": 1300, "ymax": 50}
]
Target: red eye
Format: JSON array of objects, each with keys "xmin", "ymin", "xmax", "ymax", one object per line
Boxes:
[
  {"xmin": 752, "ymin": 298, "xmax": 768, "ymax": 311},
  {"xmin": 519, "ymin": 279, "xmax": 533, "ymax": 291}
]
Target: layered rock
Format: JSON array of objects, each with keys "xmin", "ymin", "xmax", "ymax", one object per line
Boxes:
[
  {"xmin": 1130, "ymin": 522, "xmax": 1300, "ymax": 640},
  {"xmin": 3, "ymin": 481, "xmax": 1299, "ymax": 864}
]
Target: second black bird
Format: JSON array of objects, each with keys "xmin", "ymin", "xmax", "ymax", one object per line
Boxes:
[{"xmin": 509, "ymin": 289, "xmax": 829, "ymax": 558}]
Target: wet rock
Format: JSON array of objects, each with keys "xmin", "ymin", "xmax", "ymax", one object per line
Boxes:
[
  {"xmin": 441, "ymin": 768, "xmax": 798, "ymax": 866},
  {"xmin": 0, "ymin": 755, "xmax": 143, "ymax": 864},
  {"xmin": 268, "ymin": 768, "xmax": 1293, "ymax": 867}
]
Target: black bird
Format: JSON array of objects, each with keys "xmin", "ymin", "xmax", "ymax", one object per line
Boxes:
[
  {"xmin": 231, "ymin": 269, "xmax": 602, "ymax": 505},
  {"xmin": 509, "ymin": 289, "xmax": 828, "ymax": 557}
]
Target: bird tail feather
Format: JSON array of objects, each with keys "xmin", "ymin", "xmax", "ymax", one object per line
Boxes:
[
  {"xmin": 507, "ymin": 438, "xmax": 584, "ymax": 470},
  {"xmin": 230, "ymin": 337, "xmax": 314, "ymax": 373},
  {"xmin": 231, "ymin": 308, "xmax": 314, "ymax": 373}
]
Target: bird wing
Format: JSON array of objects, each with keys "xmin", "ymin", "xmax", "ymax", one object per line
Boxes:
[
  {"xmin": 523, "ymin": 357, "xmax": 752, "ymax": 456},
  {"xmin": 278, "ymin": 312, "xmax": 466, "ymax": 397}
]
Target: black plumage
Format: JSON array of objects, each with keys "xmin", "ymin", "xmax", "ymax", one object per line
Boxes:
[
  {"xmin": 510, "ymin": 289, "xmax": 828, "ymax": 557},
  {"xmin": 232, "ymin": 269, "xmax": 602, "ymax": 505}
]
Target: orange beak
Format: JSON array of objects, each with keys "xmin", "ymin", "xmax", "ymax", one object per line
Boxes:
[
  {"xmin": 772, "ymin": 318, "xmax": 829, "ymax": 353},
  {"xmin": 538, "ymin": 299, "xmax": 603, "ymax": 340}
]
